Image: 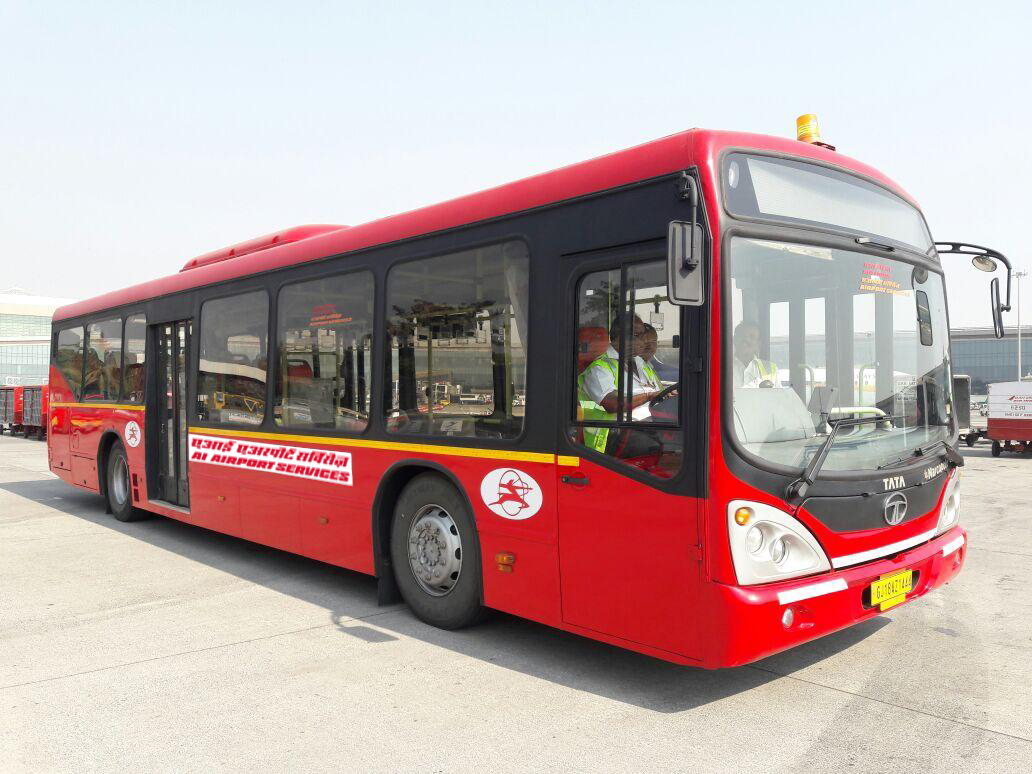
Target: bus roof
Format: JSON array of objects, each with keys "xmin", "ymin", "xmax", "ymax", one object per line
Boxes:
[{"xmin": 53, "ymin": 128, "xmax": 914, "ymax": 323}]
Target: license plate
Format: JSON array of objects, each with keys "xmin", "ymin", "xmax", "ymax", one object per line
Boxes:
[{"xmin": 870, "ymin": 569, "xmax": 913, "ymax": 611}]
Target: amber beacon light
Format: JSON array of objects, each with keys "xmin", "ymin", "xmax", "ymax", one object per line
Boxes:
[{"xmin": 795, "ymin": 113, "xmax": 836, "ymax": 151}]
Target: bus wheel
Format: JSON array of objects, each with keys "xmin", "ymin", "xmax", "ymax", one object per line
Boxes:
[
  {"xmin": 106, "ymin": 442, "xmax": 143, "ymax": 522},
  {"xmin": 991, "ymin": 441, "xmax": 1002, "ymax": 457},
  {"xmin": 390, "ymin": 473, "xmax": 484, "ymax": 630}
]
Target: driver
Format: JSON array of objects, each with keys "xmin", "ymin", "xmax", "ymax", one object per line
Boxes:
[
  {"xmin": 733, "ymin": 321, "xmax": 780, "ymax": 388},
  {"xmin": 578, "ymin": 314, "xmax": 664, "ymax": 452}
]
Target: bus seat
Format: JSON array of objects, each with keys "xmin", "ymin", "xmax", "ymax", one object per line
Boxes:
[
  {"xmin": 578, "ymin": 326, "xmax": 609, "ymax": 372},
  {"xmin": 287, "ymin": 360, "xmax": 313, "ymax": 381}
]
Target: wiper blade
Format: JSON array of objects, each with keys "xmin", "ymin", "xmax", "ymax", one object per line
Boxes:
[
  {"xmin": 786, "ymin": 414, "xmax": 897, "ymax": 502},
  {"xmin": 877, "ymin": 438, "xmax": 965, "ymax": 470}
]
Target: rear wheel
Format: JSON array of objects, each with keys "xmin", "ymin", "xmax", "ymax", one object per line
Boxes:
[
  {"xmin": 390, "ymin": 473, "xmax": 484, "ymax": 630},
  {"xmin": 991, "ymin": 441, "xmax": 1002, "ymax": 457},
  {"xmin": 965, "ymin": 433, "xmax": 977, "ymax": 447},
  {"xmin": 106, "ymin": 442, "xmax": 144, "ymax": 522}
]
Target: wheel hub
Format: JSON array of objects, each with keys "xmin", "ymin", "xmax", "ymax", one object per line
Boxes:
[
  {"xmin": 113, "ymin": 456, "xmax": 130, "ymax": 506},
  {"xmin": 407, "ymin": 504, "xmax": 462, "ymax": 597}
]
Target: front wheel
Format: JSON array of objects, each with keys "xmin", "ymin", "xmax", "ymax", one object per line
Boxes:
[
  {"xmin": 991, "ymin": 441, "xmax": 1002, "ymax": 457},
  {"xmin": 106, "ymin": 442, "xmax": 145, "ymax": 522},
  {"xmin": 390, "ymin": 473, "xmax": 484, "ymax": 630},
  {"xmin": 965, "ymin": 433, "xmax": 977, "ymax": 447}
]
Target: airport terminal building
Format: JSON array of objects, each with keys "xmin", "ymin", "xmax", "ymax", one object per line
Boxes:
[
  {"xmin": 0, "ymin": 289, "xmax": 77, "ymax": 386},
  {"xmin": 951, "ymin": 326, "xmax": 1032, "ymax": 394}
]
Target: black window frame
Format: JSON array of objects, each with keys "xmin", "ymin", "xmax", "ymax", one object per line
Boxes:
[
  {"xmin": 273, "ymin": 268, "xmax": 376, "ymax": 434},
  {"xmin": 120, "ymin": 312, "xmax": 148, "ymax": 404},
  {"xmin": 53, "ymin": 325, "xmax": 86, "ymax": 401},
  {"xmin": 564, "ymin": 247, "xmax": 692, "ymax": 488},
  {"xmin": 82, "ymin": 316, "xmax": 125, "ymax": 403},
  {"xmin": 195, "ymin": 288, "xmax": 271, "ymax": 428},
  {"xmin": 382, "ymin": 237, "xmax": 532, "ymax": 442}
]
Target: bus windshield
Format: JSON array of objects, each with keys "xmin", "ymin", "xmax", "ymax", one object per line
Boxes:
[
  {"xmin": 724, "ymin": 153, "xmax": 934, "ymax": 255},
  {"xmin": 727, "ymin": 237, "xmax": 953, "ymax": 473}
]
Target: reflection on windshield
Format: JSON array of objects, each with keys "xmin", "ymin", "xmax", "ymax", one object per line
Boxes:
[{"xmin": 728, "ymin": 237, "xmax": 952, "ymax": 472}]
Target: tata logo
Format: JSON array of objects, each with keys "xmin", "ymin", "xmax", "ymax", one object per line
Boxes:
[
  {"xmin": 882, "ymin": 475, "xmax": 905, "ymax": 491},
  {"xmin": 883, "ymin": 492, "xmax": 908, "ymax": 526}
]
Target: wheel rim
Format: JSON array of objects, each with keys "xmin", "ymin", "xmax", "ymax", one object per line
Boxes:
[
  {"xmin": 407, "ymin": 503, "xmax": 462, "ymax": 597},
  {"xmin": 113, "ymin": 455, "xmax": 130, "ymax": 507}
]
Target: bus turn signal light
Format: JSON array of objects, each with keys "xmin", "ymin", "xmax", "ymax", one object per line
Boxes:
[
  {"xmin": 734, "ymin": 507, "xmax": 753, "ymax": 526},
  {"xmin": 496, "ymin": 552, "xmax": 516, "ymax": 572},
  {"xmin": 796, "ymin": 114, "xmax": 836, "ymax": 151}
]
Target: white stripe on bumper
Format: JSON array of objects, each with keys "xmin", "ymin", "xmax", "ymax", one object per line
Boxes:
[
  {"xmin": 777, "ymin": 578, "xmax": 848, "ymax": 605},
  {"xmin": 941, "ymin": 534, "xmax": 965, "ymax": 557},
  {"xmin": 831, "ymin": 529, "xmax": 937, "ymax": 570}
]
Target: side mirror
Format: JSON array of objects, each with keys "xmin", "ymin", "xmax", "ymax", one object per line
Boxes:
[
  {"xmin": 668, "ymin": 220, "xmax": 705, "ymax": 306},
  {"xmin": 991, "ymin": 277, "xmax": 1005, "ymax": 339}
]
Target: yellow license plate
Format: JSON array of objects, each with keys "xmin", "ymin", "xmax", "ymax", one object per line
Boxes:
[{"xmin": 870, "ymin": 569, "xmax": 913, "ymax": 611}]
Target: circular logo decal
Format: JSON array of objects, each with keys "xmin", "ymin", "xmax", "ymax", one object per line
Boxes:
[
  {"xmin": 883, "ymin": 492, "xmax": 908, "ymax": 526},
  {"xmin": 124, "ymin": 420, "xmax": 142, "ymax": 448},
  {"xmin": 480, "ymin": 468, "xmax": 542, "ymax": 520}
]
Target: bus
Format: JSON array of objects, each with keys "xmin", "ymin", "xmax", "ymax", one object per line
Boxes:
[{"xmin": 47, "ymin": 117, "xmax": 1010, "ymax": 667}]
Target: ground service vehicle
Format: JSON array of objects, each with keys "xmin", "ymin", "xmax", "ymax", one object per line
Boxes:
[
  {"xmin": 22, "ymin": 385, "xmax": 49, "ymax": 439},
  {"xmin": 986, "ymin": 380, "xmax": 1032, "ymax": 456},
  {"xmin": 0, "ymin": 386, "xmax": 24, "ymax": 435},
  {"xmin": 48, "ymin": 117, "xmax": 1008, "ymax": 667}
]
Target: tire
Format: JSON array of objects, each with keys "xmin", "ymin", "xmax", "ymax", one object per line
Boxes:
[
  {"xmin": 991, "ymin": 441, "xmax": 1002, "ymax": 457},
  {"xmin": 965, "ymin": 433, "xmax": 976, "ymax": 447},
  {"xmin": 106, "ymin": 442, "xmax": 144, "ymax": 522},
  {"xmin": 390, "ymin": 473, "xmax": 484, "ymax": 630}
]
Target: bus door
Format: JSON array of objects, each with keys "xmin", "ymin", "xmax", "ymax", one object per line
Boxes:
[
  {"xmin": 151, "ymin": 320, "xmax": 191, "ymax": 506},
  {"xmin": 557, "ymin": 249, "xmax": 702, "ymax": 660}
]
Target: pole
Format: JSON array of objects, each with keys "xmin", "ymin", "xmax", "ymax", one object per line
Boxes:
[{"xmin": 1017, "ymin": 271, "xmax": 1028, "ymax": 380}]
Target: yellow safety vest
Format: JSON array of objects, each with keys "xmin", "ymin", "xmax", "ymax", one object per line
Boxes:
[
  {"xmin": 577, "ymin": 356, "xmax": 660, "ymax": 453},
  {"xmin": 749, "ymin": 357, "xmax": 778, "ymax": 384}
]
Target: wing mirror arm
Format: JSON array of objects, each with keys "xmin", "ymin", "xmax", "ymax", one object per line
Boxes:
[
  {"xmin": 935, "ymin": 241, "xmax": 1012, "ymax": 310},
  {"xmin": 935, "ymin": 242, "xmax": 1013, "ymax": 339}
]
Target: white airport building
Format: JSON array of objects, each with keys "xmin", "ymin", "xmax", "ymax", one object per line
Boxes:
[{"xmin": 0, "ymin": 288, "xmax": 77, "ymax": 386}]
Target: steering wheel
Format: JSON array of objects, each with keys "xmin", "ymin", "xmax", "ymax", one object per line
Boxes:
[{"xmin": 648, "ymin": 383, "xmax": 679, "ymax": 408}]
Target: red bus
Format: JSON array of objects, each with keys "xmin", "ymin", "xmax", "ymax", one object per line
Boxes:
[{"xmin": 47, "ymin": 119, "xmax": 1009, "ymax": 667}]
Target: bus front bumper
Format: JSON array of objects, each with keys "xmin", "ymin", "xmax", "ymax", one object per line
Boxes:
[{"xmin": 706, "ymin": 526, "xmax": 967, "ymax": 668}]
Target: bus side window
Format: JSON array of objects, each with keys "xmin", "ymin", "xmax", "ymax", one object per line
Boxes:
[
  {"xmin": 385, "ymin": 241, "xmax": 529, "ymax": 439},
  {"xmin": 121, "ymin": 314, "xmax": 147, "ymax": 403},
  {"xmin": 55, "ymin": 327, "xmax": 85, "ymax": 400},
  {"xmin": 197, "ymin": 291, "xmax": 269, "ymax": 426},
  {"xmin": 570, "ymin": 260, "xmax": 684, "ymax": 479},
  {"xmin": 274, "ymin": 271, "xmax": 374, "ymax": 432},
  {"xmin": 83, "ymin": 318, "xmax": 123, "ymax": 401}
]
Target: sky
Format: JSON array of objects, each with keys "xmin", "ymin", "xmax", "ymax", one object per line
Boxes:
[{"xmin": 1, "ymin": 1, "xmax": 1029, "ymax": 328}]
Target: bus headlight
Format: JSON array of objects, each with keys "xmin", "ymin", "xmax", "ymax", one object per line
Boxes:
[
  {"xmin": 935, "ymin": 469, "xmax": 961, "ymax": 535},
  {"xmin": 727, "ymin": 500, "xmax": 831, "ymax": 585}
]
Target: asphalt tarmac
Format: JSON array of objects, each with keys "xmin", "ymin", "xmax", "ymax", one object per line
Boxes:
[{"xmin": 1, "ymin": 433, "xmax": 1030, "ymax": 773}]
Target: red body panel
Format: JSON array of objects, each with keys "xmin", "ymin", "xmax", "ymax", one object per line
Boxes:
[
  {"xmin": 987, "ymin": 418, "xmax": 1032, "ymax": 442},
  {"xmin": 702, "ymin": 527, "xmax": 966, "ymax": 667},
  {"xmin": 47, "ymin": 127, "xmax": 962, "ymax": 668}
]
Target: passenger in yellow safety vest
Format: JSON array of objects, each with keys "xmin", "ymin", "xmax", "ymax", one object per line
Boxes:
[
  {"xmin": 733, "ymin": 320, "xmax": 780, "ymax": 388},
  {"xmin": 577, "ymin": 315, "xmax": 664, "ymax": 453}
]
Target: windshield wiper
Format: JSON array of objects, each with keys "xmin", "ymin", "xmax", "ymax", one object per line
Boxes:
[
  {"xmin": 786, "ymin": 415, "xmax": 896, "ymax": 502},
  {"xmin": 877, "ymin": 437, "xmax": 965, "ymax": 470}
]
